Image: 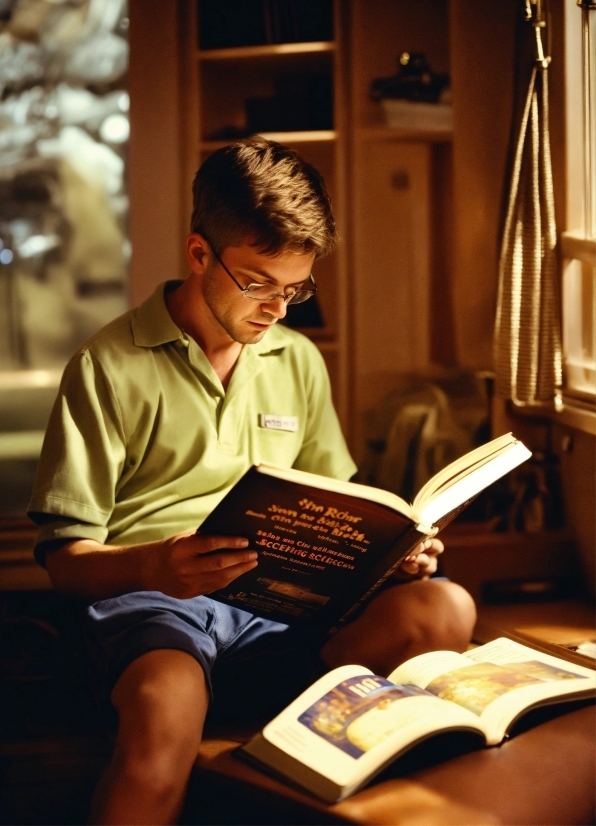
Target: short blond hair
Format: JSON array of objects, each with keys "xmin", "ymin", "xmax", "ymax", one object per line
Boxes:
[{"xmin": 190, "ymin": 138, "xmax": 336, "ymax": 258}]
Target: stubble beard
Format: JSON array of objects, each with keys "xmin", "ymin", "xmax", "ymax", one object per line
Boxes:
[{"xmin": 202, "ymin": 274, "xmax": 276, "ymax": 345}]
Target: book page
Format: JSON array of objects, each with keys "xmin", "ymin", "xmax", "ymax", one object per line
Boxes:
[
  {"xmin": 415, "ymin": 439, "xmax": 531, "ymax": 528},
  {"xmin": 388, "ymin": 650, "xmax": 473, "ymax": 687},
  {"xmin": 262, "ymin": 664, "xmax": 484, "ymax": 790},
  {"xmin": 464, "ymin": 637, "xmax": 596, "ymax": 676},
  {"xmin": 388, "ymin": 639, "xmax": 595, "ymax": 745},
  {"xmin": 412, "ymin": 432, "xmax": 516, "ymax": 510}
]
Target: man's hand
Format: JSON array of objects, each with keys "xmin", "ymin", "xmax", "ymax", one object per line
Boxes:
[
  {"xmin": 392, "ymin": 537, "xmax": 444, "ymax": 582},
  {"xmin": 142, "ymin": 530, "xmax": 258, "ymax": 599}
]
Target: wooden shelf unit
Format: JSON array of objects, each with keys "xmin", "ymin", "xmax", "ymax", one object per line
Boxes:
[
  {"xmin": 197, "ymin": 41, "xmax": 335, "ymax": 61},
  {"xmin": 200, "ymin": 130, "xmax": 337, "ymax": 151}
]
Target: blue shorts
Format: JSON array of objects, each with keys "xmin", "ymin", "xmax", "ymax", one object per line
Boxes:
[{"xmin": 83, "ymin": 592, "xmax": 328, "ymax": 727}]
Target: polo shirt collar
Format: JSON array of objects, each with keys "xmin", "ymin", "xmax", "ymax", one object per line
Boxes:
[
  {"xmin": 132, "ymin": 281, "xmax": 183, "ymax": 347},
  {"xmin": 131, "ymin": 280, "xmax": 296, "ymax": 355}
]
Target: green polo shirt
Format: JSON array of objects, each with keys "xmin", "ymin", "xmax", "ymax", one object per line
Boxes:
[{"xmin": 28, "ymin": 282, "xmax": 356, "ymax": 554}]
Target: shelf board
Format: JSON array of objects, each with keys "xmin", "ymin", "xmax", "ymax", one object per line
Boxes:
[
  {"xmin": 356, "ymin": 125, "xmax": 453, "ymax": 143},
  {"xmin": 200, "ymin": 131, "xmax": 337, "ymax": 151},
  {"xmin": 198, "ymin": 41, "xmax": 335, "ymax": 61}
]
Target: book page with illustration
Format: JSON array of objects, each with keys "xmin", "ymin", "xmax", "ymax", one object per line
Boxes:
[
  {"xmin": 250, "ymin": 663, "xmax": 485, "ymax": 799},
  {"xmin": 388, "ymin": 638, "xmax": 596, "ymax": 744}
]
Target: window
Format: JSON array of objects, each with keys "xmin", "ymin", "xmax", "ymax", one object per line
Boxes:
[
  {"xmin": 560, "ymin": 0, "xmax": 596, "ymax": 414},
  {"xmin": 0, "ymin": 0, "xmax": 130, "ymax": 372},
  {"xmin": 0, "ymin": 0, "xmax": 130, "ymax": 518}
]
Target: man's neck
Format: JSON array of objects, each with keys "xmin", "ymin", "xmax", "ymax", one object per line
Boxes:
[{"xmin": 165, "ymin": 279, "xmax": 242, "ymax": 389}]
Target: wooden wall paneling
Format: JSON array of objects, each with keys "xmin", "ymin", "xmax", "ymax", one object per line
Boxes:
[
  {"xmin": 553, "ymin": 424, "xmax": 596, "ymax": 595},
  {"xmin": 351, "ymin": 138, "xmax": 431, "ymax": 462},
  {"xmin": 449, "ymin": 0, "xmax": 518, "ymax": 369},
  {"xmin": 329, "ymin": 0, "xmax": 350, "ymax": 434},
  {"xmin": 128, "ymin": 0, "xmax": 186, "ymax": 307},
  {"xmin": 180, "ymin": 0, "xmax": 201, "ymax": 247},
  {"xmin": 429, "ymin": 141, "xmax": 456, "ymax": 365}
]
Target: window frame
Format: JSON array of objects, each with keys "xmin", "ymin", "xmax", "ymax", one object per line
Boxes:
[{"xmin": 554, "ymin": 0, "xmax": 596, "ymax": 434}]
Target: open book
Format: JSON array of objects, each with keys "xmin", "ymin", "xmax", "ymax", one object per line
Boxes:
[
  {"xmin": 240, "ymin": 637, "xmax": 596, "ymax": 803},
  {"xmin": 200, "ymin": 432, "xmax": 530, "ymax": 629}
]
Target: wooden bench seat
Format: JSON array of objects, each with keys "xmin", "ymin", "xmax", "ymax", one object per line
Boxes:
[{"xmin": 185, "ymin": 702, "xmax": 595, "ymax": 825}]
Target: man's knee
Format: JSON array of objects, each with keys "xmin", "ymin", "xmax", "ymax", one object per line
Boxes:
[
  {"xmin": 90, "ymin": 651, "xmax": 209, "ymax": 822},
  {"xmin": 322, "ymin": 578, "xmax": 476, "ymax": 674},
  {"xmin": 399, "ymin": 579, "xmax": 477, "ymax": 651},
  {"xmin": 110, "ymin": 649, "xmax": 208, "ymax": 781}
]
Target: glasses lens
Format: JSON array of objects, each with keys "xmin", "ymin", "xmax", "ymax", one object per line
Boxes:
[
  {"xmin": 244, "ymin": 284, "xmax": 281, "ymax": 301},
  {"xmin": 242, "ymin": 284, "xmax": 315, "ymax": 303},
  {"xmin": 287, "ymin": 290, "xmax": 314, "ymax": 305}
]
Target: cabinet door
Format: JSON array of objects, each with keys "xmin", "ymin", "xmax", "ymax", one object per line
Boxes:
[{"xmin": 352, "ymin": 141, "xmax": 431, "ymax": 408}]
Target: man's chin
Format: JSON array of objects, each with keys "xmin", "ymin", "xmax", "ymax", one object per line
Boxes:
[{"xmin": 232, "ymin": 324, "xmax": 271, "ymax": 344}]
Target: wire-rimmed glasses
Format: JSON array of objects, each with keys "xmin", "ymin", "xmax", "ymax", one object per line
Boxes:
[{"xmin": 202, "ymin": 235, "xmax": 317, "ymax": 305}]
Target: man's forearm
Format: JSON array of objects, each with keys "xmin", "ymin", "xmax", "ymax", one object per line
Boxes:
[
  {"xmin": 44, "ymin": 531, "xmax": 258, "ymax": 602},
  {"xmin": 45, "ymin": 539, "xmax": 151, "ymax": 601}
]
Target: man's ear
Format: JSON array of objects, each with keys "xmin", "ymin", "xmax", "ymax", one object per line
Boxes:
[{"xmin": 186, "ymin": 233, "xmax": 210, "ymax": 274}]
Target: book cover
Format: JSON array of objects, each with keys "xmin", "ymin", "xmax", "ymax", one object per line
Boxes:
[{"xmin": 199, "ymin": 467, "xmax": 422, "ymax": 629}]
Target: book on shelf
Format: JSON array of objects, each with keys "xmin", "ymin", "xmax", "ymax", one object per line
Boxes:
[
  {"xmin": 239, "ymin": 636, "xmax": 596, "ymax": 803},
  {"xmin": 199, "ymin": 432, "xmax": 531, "ymax": 631}
]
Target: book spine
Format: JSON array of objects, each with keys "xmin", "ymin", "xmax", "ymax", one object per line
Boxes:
[{"xmin": 328, "ymin": 529, "xmax": 426, "ymax": 634}]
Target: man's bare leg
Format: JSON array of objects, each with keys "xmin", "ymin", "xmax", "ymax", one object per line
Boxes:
[
  {"xmin": 89, "ymin": 649, "xmax": 208, "ymax": 826},
  {"xmin": 321, "ymin": 579, "xmax": 476, "ymax": 676}
]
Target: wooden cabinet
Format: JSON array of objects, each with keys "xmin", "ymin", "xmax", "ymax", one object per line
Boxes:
[{"xmin": 348, "ymin": 0, "xmax": 453, "ymax": 460}]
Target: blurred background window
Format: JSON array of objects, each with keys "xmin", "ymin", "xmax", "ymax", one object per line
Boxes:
[{"xmin": 0, "ymin": 0, "xmax": 129, "ymax": 517}]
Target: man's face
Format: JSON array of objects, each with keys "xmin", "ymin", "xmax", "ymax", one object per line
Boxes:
[{"xmin": 199, "ymin": 238, "xmax": 316, "ymax": 345}]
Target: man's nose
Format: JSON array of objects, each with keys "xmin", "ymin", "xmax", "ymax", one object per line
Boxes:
[{"xmin": 262, "ymin": 296, "xmax": 288, "ymax": 319}]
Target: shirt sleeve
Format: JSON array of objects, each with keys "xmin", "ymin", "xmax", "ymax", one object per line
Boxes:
[
  {"xmin": 27, "ymin": 349, "xmax": 127, "ymax": 553},
  {"xmin": 292, "ymin": 343, "xmax": 357, "ymax": 481}
]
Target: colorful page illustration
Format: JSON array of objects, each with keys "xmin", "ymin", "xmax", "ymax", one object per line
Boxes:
[
  {"xmin": 425, "ymin": 660, "xmax": 586, "ymax": 716},
  {"xmin": 298, "ymin": 675, "xmax": 431, "ymax": 758}
]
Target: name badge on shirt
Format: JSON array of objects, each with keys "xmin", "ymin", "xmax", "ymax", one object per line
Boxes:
[{"xmin": 259, "ymin": 414, "xmax": 299, "ymax": 432}]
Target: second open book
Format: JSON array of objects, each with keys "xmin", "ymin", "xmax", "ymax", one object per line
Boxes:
[{"xmin": 240, "ymin": 637, "xmax": 596, "ymax": 803}]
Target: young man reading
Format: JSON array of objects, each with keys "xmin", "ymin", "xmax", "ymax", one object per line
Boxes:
[{"xmin": 28, "ymin": 139, "xmax": 476, "ymax": 825}]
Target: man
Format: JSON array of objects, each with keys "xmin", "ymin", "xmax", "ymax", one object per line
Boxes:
[{"xmin": 28, "ymin": 139, "xmax": 476, "ymax": 825}]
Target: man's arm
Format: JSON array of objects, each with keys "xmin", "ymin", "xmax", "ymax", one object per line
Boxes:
[{"xmin": 45, "ymin": 531, "xmax": 258, "ymax": 602}]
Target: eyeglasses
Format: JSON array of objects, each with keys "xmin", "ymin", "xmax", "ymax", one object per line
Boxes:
[{"xmin": 209, "ymin": 242, "xmax": 317, "ymax": 305}]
